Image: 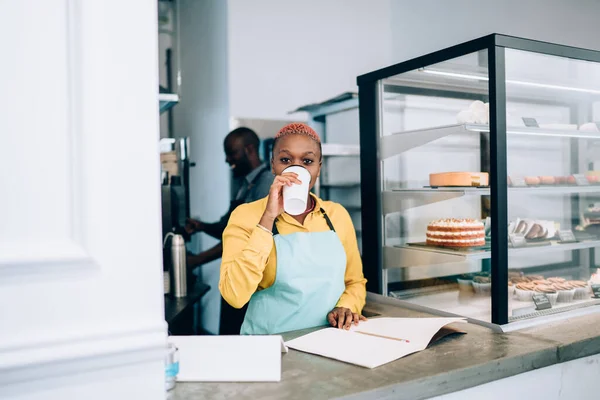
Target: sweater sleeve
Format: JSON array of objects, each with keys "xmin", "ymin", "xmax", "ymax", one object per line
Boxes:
[{"xmin": 218, "ymin": 207, "xmax": 274, "ymax": 309}]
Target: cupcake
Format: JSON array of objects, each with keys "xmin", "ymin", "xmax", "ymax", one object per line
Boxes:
[
  {"xmin": 554, "ymin": 282, "xmax": 576, "ymax": 303},
  {"xmin": 509, "ymin": 271, "xmax": 524, "ymax": 280},
  {"xmin": 511, "ymin": 276, "xmax": 529, "ymax": 284},
  {"xmin": 589, "ymin": 269, "xmax": 600, "ymax": 298},
  {"xmin": 532, "ymin": 279, "xmax": 551, "ymax": 286},
  {"xmin": 527, "ymin": 275, "xmax": 545, "ymax": 281},
  {"xmin": 548, "ymin": 277, "xmax": 566, "ymax": 284},
  {"xmin": 473, "ymin": 275, "xmax": 491, "ymax": 295},
  {"xmin": 457, "ymin": 274, "xmax": 474, "ymax": 293},
  {"xmin": 534, "ymin": 285, "xmax": 558, "ymax": 306},
  {"xmin": 568, "ymin": 280, "xmax": 589, "ymax": 300},
  {"xmin": 515, "ymin": 282, "xmax": 535, "ymax": 301}
]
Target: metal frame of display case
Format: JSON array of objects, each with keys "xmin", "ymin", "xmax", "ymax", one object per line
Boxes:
[{"xmin": 357, "ymin": 34, "xmax": 600, "ymax": 326}]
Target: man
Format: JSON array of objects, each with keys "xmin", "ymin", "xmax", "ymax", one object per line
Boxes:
[{"xmin": 185, "ymin": 127, "xmax": 273, "ymax": 334}]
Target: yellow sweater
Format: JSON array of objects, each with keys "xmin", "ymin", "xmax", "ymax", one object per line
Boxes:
[{"xmin": 219, "ymin": 194, "xmax": 367, "ymax": 313}]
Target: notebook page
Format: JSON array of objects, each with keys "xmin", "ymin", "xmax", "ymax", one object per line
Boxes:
[
  {"xmin": 286, "ymin": 328, "xmax": 421, "ymax": 369},
  {"xmin": 350, "ymin": 317, "xmax": 467, "ymax": 349}
]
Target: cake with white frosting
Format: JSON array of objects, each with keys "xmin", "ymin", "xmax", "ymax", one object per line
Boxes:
[{"xmin": 426, "ymin": 218, "xmax": 485, "ymax": 247}]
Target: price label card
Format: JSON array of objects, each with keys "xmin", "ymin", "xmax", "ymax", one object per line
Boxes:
[
  {"xmin": 509, "ymin": 176, "xmax": 527, "ymax": 187},
  {"xmin": 558, "ymin": 230, "xmax": 577, "ymax": 243},
  {"xmin": 509, "ymin": 233, "xmax": 527, "ymax": 248},
  {"xmin": 572, "ymin": 174, "xmax": 590, "ymax": 186},
  {"xmin": 522, "ymin": 117, "xmax": 539, "ymax": 127},
  {"xmin": 532, "ymin": 294, "xmax": 552, "ymax": 310}
]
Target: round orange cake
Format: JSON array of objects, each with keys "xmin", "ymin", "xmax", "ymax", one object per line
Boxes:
[{"xmin": 426, "ymin": 218, "xmax": 485, "ymax": 247}]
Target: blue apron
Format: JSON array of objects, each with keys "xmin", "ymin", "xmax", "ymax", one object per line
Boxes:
[{"xmin": 240, "ymin": 208, "xmax": 346, "ymax": 335}]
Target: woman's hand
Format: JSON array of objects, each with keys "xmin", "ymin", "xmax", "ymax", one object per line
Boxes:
[
  {"xmin": 259, "ymin": 172, "xmax": 301, "ymax": 229},
  {"xmin": 327, "ymin": 307, "xmax": 367, "ymax": 330}
]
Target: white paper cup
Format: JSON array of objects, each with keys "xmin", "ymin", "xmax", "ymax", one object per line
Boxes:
[{"xmin": 282, "ymin": 165, "xmax": 311, "ymax": 215}]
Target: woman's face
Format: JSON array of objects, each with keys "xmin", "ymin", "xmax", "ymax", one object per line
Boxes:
[{"xmin": 271, "ymin": 134, "xmax": 322, "ymax": 190}]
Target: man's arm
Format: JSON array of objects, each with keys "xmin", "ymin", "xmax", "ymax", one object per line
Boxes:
[
  {"xmin": 187, "ymin": 242, "xmax": 224, "ymax": 269},
  {"xmin": 188, "ymin": 212, "xmax": 230, "ymax": 240},
  {"xmin": 201, "ymin": 217, "xmax": 229, "ymax": 239}
]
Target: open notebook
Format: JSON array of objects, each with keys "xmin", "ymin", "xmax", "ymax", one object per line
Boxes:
[{"xmin": 286, "ymin": 317, "xmax": 466, "ymax": 369}]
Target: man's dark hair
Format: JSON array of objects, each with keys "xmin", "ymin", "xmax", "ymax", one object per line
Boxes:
[{"xmin": 227, "ymin": 127, "xmax": 260, "ymax": 152}]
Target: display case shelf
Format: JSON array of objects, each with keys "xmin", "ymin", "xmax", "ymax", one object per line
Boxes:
[
  {"xmin": 380, "ymin": 123, "xmax": 600, "ymax": 160},
  {"xmin": 383, "ymin": 188, "xmax": 484, "ymax": 213},
  {"xmin": 383, "ymin": 186, "xmax": 600, "ymax": 213},
  {"xmin": 384, "ymin": 239, "xmax": 600, "ymax": 269},
  {"xmin": 159, "ymin": 93, "xmax": 179, "ymax": 113}
]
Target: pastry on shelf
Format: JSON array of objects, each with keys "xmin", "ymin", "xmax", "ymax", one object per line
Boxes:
[
  {"xmin": 583, "ymin": 205, "xmax": 600, "ymax": 221},
  {"xmin": 524, "ymin": 176, "xmax": 541, "ymax": 186},
  {"xmin": 508, "ymin": 218, "xmax": 558, "ymax": 241},
  {"xmin": 425, "ymin": 218, "xmax": 486, "ymax": 248},
  {"xmin": 554, "ymin": 282, "xmax": 576, "ymax": 303},
  {"xmin": 554, "ymin": 176, "xmax": 568, "ymax": 185},
  {"xmin": 526, "ymin": 274, "xmax": 545, "ymax": 281},
  {"xmin": 579, "ymin": 122, "xmax": 599, "ymax": 132},
  {"xmin": 508, "ymin": 271, "xmax": 524, "ymax": 279},
  {"xmin": 534, "ymin": 285, "xmax": 558, "ymax": 305},
  {"xmin": 565, "ymin": 173, "xmax": 600, "ymax": 185},
  {"xmin": 585, "ymin": 172, "xmax": 600, "ymax": 184},
  {"xmin": 547, "ymin": 277, "xmax": 566, "ymax": 284},
  {"xmin": 457, "ymin": 274, "xmax": 474, "ymax": 292},
  {"xmin": 576, "ymin": 206, "xmax": 600, "ymax": 238},
  {"xmin": 531, "ymin": 279, "xmax": 551, "ymax": 285},
  {"xmin": 539, "ymin": 176, "xmax": 555, "ymax": 185},
  {"xmin": 515, "ymin": 282, "xmax": 535, "ymax": 301},
  {"xmin": 429, "ymin": 172, "xmax": 489, "ymax": 187},
  {"xmin": 512, "ymin": 275, "xmax": 564, "ymax": 303},
  {"xmin": 589, "ymin": 269, "xmax": 600, "ymax": 298},
  {"xmin": 568, "ymin": 280, "xmax": 590, "ymax": 300},
  {"xmin": 472, "ymin": 275, "xmax": 491, "ymax": 294},
  {"xmin": 456, "ymin": 100, "xmax": 489, "ymax": 124}
]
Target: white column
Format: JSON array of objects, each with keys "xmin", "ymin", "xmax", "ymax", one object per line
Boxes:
[{"xmin": 0, "ymin": 0, "xmax": 165, "ymax": 398}]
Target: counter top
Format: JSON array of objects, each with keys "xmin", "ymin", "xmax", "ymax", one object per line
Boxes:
[{"xmin": 170, "ymin": 294, "xmax": 600, "ymax": 400}]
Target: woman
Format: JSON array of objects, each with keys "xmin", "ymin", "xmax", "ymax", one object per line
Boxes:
[{"xmin": 219, "ymin": 122, "xmax": 367, "ymax": 335}]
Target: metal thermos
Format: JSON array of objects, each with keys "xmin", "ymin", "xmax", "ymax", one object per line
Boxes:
[{"xmin": 169, "ymin": 234, "xmax": 187, "ymax": 297}]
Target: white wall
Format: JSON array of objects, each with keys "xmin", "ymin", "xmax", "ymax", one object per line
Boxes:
[
  {"xmin": 228, "ymin": 0, "xmax": 600, "ymax": 123},
  {"xmin": 0, "ymin": 0, "xmax": 165, "ymax": 399},
  {"xmin": 174, "ymin": 0, "xmax": 230, "ymax": 335},
  {"xmin": 390, "ymin": 0, "xmax": 600, "ymax": 63},
  {"xmin": 228, "ymin": 0, "xmax": 393, "ymax": 121}
]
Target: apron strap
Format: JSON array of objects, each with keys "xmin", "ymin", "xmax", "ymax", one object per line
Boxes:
[
  {"xmin": 319, "ymin": 208, "xmax": 336, "ymax": 232},
  {"xmin": 272, "ymin": 207, "xmax": 336, "ymax": 236}
]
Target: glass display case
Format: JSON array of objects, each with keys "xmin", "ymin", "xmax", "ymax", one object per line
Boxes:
[{"xmin": 357, "ymin": 34, "xmax": 600, "ymax": 328}]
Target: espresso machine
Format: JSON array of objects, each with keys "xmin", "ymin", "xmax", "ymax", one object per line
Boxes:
[{"xmin": 160, "ymin": 137, "xmax": 194, "ymax": 295}]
